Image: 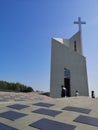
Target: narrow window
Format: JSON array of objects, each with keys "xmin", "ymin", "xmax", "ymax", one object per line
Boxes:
[
  {"xmin": 64, "ymin": 68, "xmax": 70, "ymax": 78},
  {"xmin": 74, "ymin": 40, "xmax": 77, "ymax": 52}
]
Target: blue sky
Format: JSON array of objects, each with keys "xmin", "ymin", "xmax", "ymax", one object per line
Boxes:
[{"xmin": 0, "ymin": 0, "xmax": 98, "ymax": 96}]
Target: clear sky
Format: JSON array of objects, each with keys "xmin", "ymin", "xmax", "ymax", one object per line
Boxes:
[{"xmin": 0, "ymin": 0, "xmax": 98, "ymax": 96}]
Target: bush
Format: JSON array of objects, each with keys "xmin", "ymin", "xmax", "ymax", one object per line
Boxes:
[{"xmin": 0, "ymin": 80, "xmax": 34, "ymax": 92}]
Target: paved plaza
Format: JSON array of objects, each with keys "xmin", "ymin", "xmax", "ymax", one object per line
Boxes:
[{"xmin": 0, "ymin": 92, "xmax": 98, "ymax": 130}]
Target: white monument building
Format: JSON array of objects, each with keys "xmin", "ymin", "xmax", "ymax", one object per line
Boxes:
[{"xmin": 50, "ymin": 17, "xmax": 89, "ymax": 98}]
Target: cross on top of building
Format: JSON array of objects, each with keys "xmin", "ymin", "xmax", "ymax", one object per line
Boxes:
[{"xmin": 74, "ymin": 17, "xmax": 86, "ymax": 32}]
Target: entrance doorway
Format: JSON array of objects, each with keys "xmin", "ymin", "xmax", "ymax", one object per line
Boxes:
[{"xmin": 64, "ymin": 68, "xmax": 71, "ymax": 97}]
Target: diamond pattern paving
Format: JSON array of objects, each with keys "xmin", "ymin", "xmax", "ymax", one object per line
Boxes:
[
  {"xmin": 29, "ymin": 118, "xmax": 76, "ymax": 130},
  {"xmin": 0, "ymin": 110, "xmax": 28, "ymax": 121},
  {"xmin": 0, "ymin": 92, "xmax": 98, "ymax": 130},
  {"xmin": 33, "ymin": 102, "xmax": 55, "ymax": 107},
  {"xmin": 7, "ymin": 104, "xmax": 29, "ymax": 110},
  {"xmin": 32, "ymin": 108, "xmax": 62, "ymax": 117},
  {"xmin": 0, "ymin": 122, "xmax": 18, "ymax": 130},
  {"xmin": 62, "ymin": 106, "xmax": 91, "ymax": 114},
  {"xmin": 74, "ymin": 115, "xmax": 98, "ymax": 127}
]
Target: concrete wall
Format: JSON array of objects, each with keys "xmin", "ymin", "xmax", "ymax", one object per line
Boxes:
[
  {"xmin": 50, "ymin": 34, "xmax": 89, "ymax": 98},
  {"xmin": 53, "ymin": 31, "xmax": 82, "ymax": 55},
  {"xmin": 70, "ymin": 31, "xmax": 83, "ymax": 55}
]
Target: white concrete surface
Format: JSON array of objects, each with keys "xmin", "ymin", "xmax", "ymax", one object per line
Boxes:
[{"xmin": 50, "ymin": 31, "xmax": 89, "ymax": 98}]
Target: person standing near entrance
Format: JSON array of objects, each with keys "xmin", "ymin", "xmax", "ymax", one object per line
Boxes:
[
  {"xmin": 91, "ymin": 90, "xmax": 95, "ymax": 98},
  {"xmin": 75, "ymin": 90, "xmax": 79, "ymax": 96},
  {"xmin": 61, "ymin": 85, "xmax": 66, "ymax": 97}
]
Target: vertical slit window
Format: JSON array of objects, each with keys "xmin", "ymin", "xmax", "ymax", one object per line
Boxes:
[{"xmin": 74, "ymin": 41, "xmax": 77, "ymax": 52}]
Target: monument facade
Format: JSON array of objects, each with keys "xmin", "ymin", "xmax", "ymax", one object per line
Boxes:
[{"xmin": 50, "ymin": 17, "xmax": 89, "ymax": 98}]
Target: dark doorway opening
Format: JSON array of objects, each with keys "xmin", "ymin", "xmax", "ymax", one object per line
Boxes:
[
  {"xmin": 64, "ymin": 68, "xmax": 71, "ymax": 97},
  {"xmin": 64, "ymin": 78, "xmax": 70, "ymax": 97}
]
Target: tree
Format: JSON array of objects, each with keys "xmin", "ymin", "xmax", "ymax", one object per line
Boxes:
[{"xmin": 0, "ymin": 80, "xmax": 34, "ymax": 92}]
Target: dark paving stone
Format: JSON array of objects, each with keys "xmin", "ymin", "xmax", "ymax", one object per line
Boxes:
[
  {"xmin": 74, "ymin": 115, "xmax": 98, "ymax": 127},
  {"xmin": 32, "ymin": 108, "xmax": 62, "ymax": 117},
  {"xmin": 33, "ymin": 97, "xmax": 44, "ymax": 101},
  {"xmin": 62, "ymin": 106, "xmax": 91, "ymax": 114},
  {"xmin": 0, "ymin": 99, "xmax": 9, "ymax": 102},
  {"xmin": 0, "ymin": 110, "xmax": 28, "ymax": 121},
  {"xmin": 0, "ymin": 122, "xmax": 18, "ymax": 130},
  {"xmin": 33, "ymin": 102, "xmax": 55, "ymax": 107},
  {"xmin": 14, "ymin": 99, "xmax": 25, "ymax": 101},
  {"xmin": 29, "ymin": 118, "xmax": 76, "ymax": 130},
  {"xmin": 7, "ymin": 104, "xmax": 29, "ymax": 110}
]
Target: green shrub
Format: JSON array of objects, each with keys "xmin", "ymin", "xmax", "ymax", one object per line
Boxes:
[{"xmin": 0, "ymin": 80, "xmax": 34, "ymax": 92}]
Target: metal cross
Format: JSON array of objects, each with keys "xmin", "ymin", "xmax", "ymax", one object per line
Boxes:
[{"xmin": 74, "ymin": 17, "xmax": 86, "ymax": 32}]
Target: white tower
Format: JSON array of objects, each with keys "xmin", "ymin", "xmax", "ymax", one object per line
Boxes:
[{"xmin": 50, "ymin": 17, "xmax": 89, "ymax": 98}]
